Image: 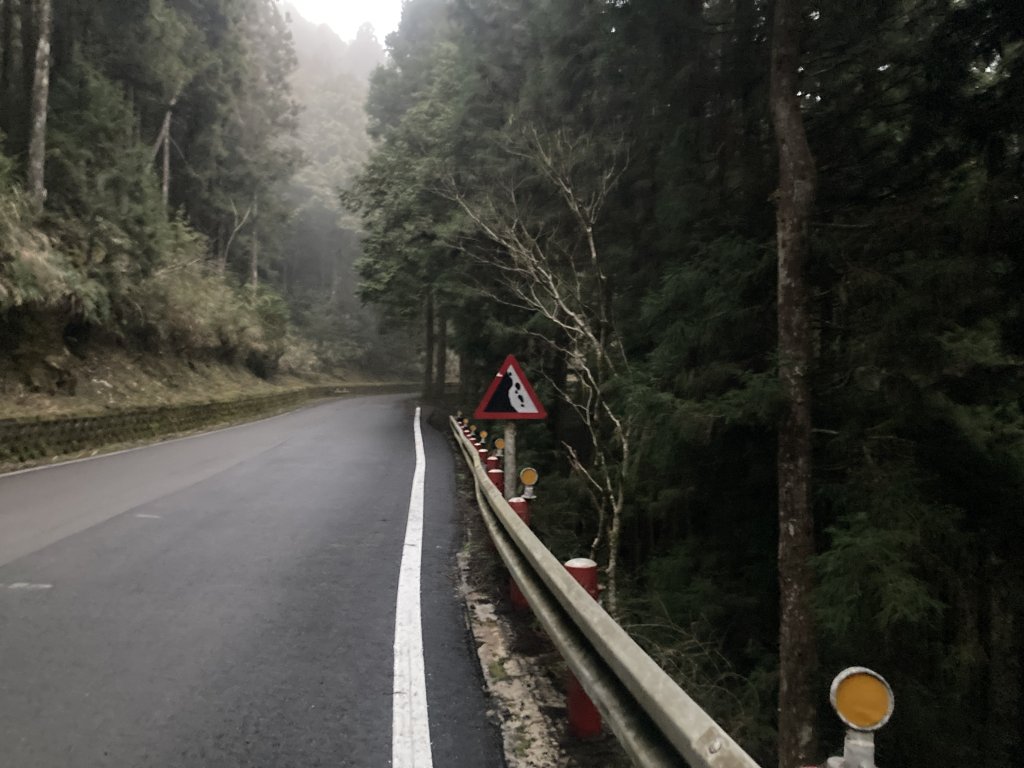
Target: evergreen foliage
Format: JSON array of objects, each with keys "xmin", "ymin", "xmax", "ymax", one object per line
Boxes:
[
  {"xmin": 351, "ymin": 0, "xmax": 1024, "ymax": 763},
  {"xmin": 1, "ymin": 0, "xmax": 396, "ymax": 379}
]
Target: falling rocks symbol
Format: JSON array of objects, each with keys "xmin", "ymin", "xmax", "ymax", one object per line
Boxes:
[{"xmin": 473, "ymin": 356, "xmax": 547, "ymax": 421}]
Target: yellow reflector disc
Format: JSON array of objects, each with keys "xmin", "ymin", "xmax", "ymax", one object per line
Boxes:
[
  {"xmin": 480, "ymin": 431, "xmax": 488, "ymax": 440},
  {"xmin": 520, "ymin": 467, "xmax": 539, "ymax": 486},
  {"xmin": 831, "ymin": 669, "xmax": 893, "ymax": 731},
  {"xmin": 494, "ymin": 438, "xmax": 505, "ymax": 450}
]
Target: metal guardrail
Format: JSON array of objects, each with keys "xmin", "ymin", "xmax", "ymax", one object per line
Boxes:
[{"xmin": 450, "ymin": 416, "xmax": 763, "ymax": 768}]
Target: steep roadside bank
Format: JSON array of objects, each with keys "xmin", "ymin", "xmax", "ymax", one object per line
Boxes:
[{"xmin": 0, "ymin": 346, "xmax": 409, "ymax": 473}]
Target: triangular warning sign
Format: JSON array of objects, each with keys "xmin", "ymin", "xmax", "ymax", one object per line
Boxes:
[{"xmin": 473, "ymin": 355, "xmax": 548, "ymax": 420}]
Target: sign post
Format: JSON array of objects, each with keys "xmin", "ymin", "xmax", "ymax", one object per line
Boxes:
[
  {"xmin": 473, "ymin": 355, "xmax": 547, "ymax": 500},
  {"xmin": 503, "ymin": 423, "xmax": 516, "ymax": 501}
]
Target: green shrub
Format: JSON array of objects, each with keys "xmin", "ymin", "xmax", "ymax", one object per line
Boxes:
[{"xmin": 0, "ymin": 164, "xmax": 108, "ymax": 320}]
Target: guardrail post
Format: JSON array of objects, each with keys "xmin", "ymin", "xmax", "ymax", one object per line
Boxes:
[
  {"xmin": 508, "ymin": 577, "xmax": 529, "ymax": 611},
  {"xmin": 486, "ymin": 454, "xmax": 500, "ymax": 472},
  {"xmin": 508, "ymin": 497, "xmax": 530, "ymax": 527},
  {"xmin": 487, "ymin": 468, "xmax": 505, "ymax": 494},
  {"xmin": 564, "ymin": 557, "xmax": 602, "ymax": 739},
  {"xmin": 506, "ymin": 497, "xmax": 532, "ymax": 611}
]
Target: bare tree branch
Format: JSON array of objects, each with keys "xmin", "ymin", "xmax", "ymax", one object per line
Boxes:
[{"xmin": 439, "ymin": 123, "xmax": 634, "ymax": 617}]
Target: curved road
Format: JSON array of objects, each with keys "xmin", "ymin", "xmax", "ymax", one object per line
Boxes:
[{"xmin": 0, "ymin": 394, "xmax": 503, "ymax": 767}]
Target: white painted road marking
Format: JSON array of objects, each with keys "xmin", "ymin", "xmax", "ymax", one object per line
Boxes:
[
  {"xmin": 135, "ymin": 514, "xmax": 162, "ymax": 519},
  {"xmin": 6, "ymin": 583, "xmax": 53, "ymax": 590},
  {"xmin": 392, "ymin": 406, "xmax": 433, "ymax": 768}
]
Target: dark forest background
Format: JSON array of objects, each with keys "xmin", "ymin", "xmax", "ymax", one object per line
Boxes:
[{"xmin": 350, "ymin": 1, "xmax": 1024, "ymax": 766}]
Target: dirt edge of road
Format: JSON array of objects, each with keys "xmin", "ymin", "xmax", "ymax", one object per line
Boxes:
[
  {"xmin": 457, "ymin": 520, "xmax": 570, "ymax": 767},
  {"xmin": 449, "ymin": 454, "xmax": 631, "ymax": 768}
]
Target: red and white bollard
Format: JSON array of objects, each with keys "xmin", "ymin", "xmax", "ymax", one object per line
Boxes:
[
  {"xmin": 508, "ymin": 496, "xmax": 530, "ymax": 528},
  {"xmin": 486, "ymin": 455, "xmax": 500, "ymax": 473},
  {"xmin": 564, "ymin": 557, "xmax": 600, "ymax": 600},
  {"xmin": 509, "ymin": 577, "xmax": 529, "ymax": 610},
  {"xmin": 564, "ymin": 557, "xmax": 602, "ymax": 739},
  {"xmin": 487, "ymin": 468, "xmax": 504, "ymax": 494},
  {"xmin": 506, "ymin": 497, "xmax": 531, "ymax": 610},
  {"xmin": 477, "ymin": 447, "xmax": 489, "ymax": 465}
]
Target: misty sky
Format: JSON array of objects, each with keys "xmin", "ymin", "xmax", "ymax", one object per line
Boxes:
[{"xmin": 287, "ymin": 0, "xmax": 403, "ymax": 42}]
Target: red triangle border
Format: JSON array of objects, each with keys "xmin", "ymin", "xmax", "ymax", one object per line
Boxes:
[{"xmin": 473, "ymin": 355, "xmax": 548, "ymax": 420}]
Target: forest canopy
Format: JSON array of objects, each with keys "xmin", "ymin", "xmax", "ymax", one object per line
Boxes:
[{"xmin": 349, "ymin": 0, "xmax": 1024, "ymax": 765}]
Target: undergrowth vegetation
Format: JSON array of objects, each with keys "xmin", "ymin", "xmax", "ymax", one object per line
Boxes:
[{"xmin": 0, "ymin": 166, "xmax": 293, "ymax": 379}]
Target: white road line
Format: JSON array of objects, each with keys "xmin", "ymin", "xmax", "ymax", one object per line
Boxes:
[
  {"xmin": 392, "ymin": 406, "xmax": 433, "ymax": 768},
  {"xmin": 134, "ymin": 514, "xmax": 162, "ymax": 519},
  {"xmin": 7, "ymin": 583, "xmax": 53, "ymax": 590}
]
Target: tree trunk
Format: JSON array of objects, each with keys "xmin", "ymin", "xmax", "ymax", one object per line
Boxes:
[
  {"xmin": 433, "ymin": 306, "xmax": 447, "ymax": 398},
  {"xmin": 216, "ymin": 221, "xmax": 226, "ymax": 273},
  {"xmin": 605, "ymin": 495, "xmax": 623, "ymax": 620},
  {"xmin": 161, "ymin": 110, "xmax": 171, "ymax": 208},
  {"xmin": 150, "ymin": 89, "xmax": 181, "ymax": 211},
  {"xmin": 26, "ymin": 0, "xmax": 49, "ymax": 211},
  {"xmin": 249, "ymin": 198, "xmax": 259, "ymax": 292},
  {"xmin": 422, "ymin": 289, "xmax": 434, "ymax": 399},
  {"xmin": 770, "ymin": 0, "xmax": 818, "ymax": 765}
]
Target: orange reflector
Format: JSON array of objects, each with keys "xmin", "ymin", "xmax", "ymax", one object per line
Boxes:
[
  {"xmin": 480, "ymin": 430, "xmax": 488, "ymax": 440},
  {"xmin": 831, "ymin": 668, "xmax": 893, "ymax": 731},
  {"xmin": 520, "ymin": 467, "xmax": 539, "ymax": 486},
  {"xmin": 494, "ymin": 438, "xmax": 505, "ymax": 450}
]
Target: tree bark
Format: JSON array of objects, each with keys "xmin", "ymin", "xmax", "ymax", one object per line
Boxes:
[
  {"xmin": 422, "ymin": 289, "xmax": 434, "ymax": 399},
  {"xmin": 503, "ymin": 422, "xmax": 516, "ymax": 501},
  {"xmin": 433, "ymin": 305, "xmax": 447, "ymax": 398},
  {"xmin": 162, "ymin": 110, "xmax": 171, "ymax": 208},
  {"xmin": 151, "ymin": 90, "xmax": 181, "ymax": 211},
  {"xmin": 26, "ymin": 0, "xmax": 49, "ymax": 211},
  {"xmin": 770, "ymin": 0, "xmax": 818, "ymax": 766},
  {"xmin": 221, "ymin": 198, "xmax": 254, "ymax": 274},
  {"xmin": 249, "ymin": 198, "xmax": 259, "ymax": 291},
  {"xmin": 250, "ymin": 233, "xmax": 259, "ymax": 291}
]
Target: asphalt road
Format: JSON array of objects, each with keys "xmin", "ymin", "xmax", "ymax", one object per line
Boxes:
[{"xmin": 0, "ymin": 394, "xmax": 504, "ymax": 767}]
